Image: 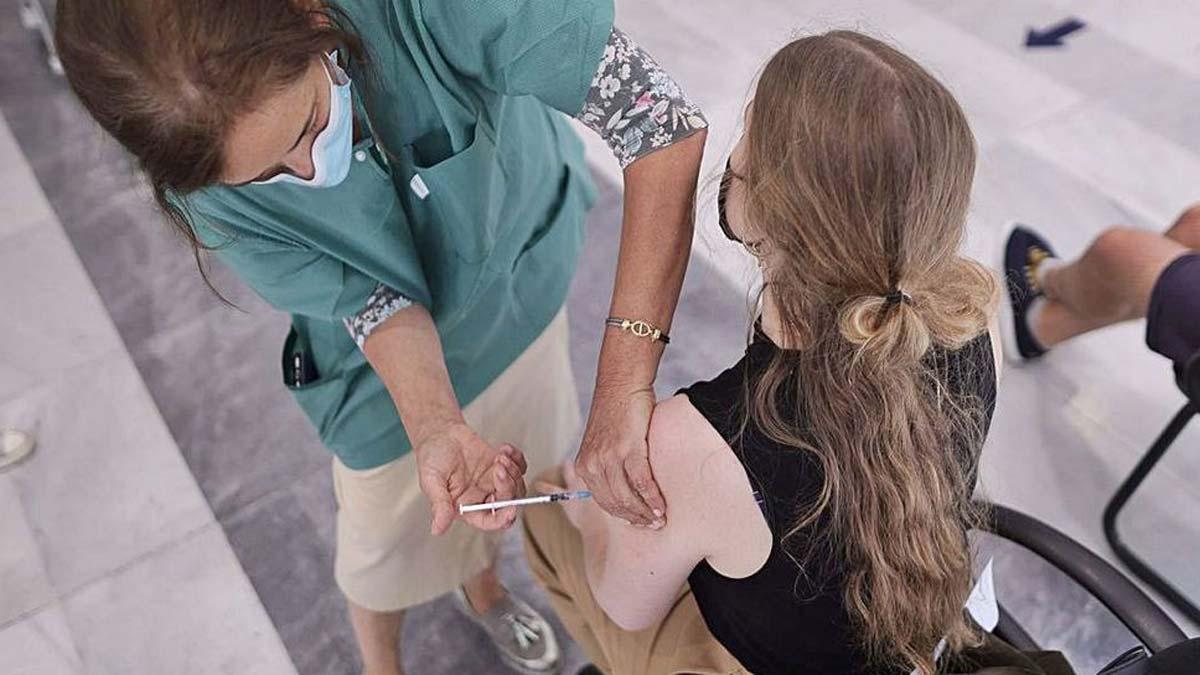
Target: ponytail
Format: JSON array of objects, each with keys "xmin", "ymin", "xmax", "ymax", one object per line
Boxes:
[{"xmin": 740, "ymin": 30, "xmax": 997, "ymax": 674}]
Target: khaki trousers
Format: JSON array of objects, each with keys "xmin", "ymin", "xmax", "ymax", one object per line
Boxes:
[
  {"xmin": 523, "ymin": 465, "xmax": 748, "ymax": 675},
  {"xmin": 333, "ymin": 310, "xmax": 580, "ymax": 612}
]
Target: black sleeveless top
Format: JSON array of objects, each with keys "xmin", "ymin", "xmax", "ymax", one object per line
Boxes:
[{"xmin": 679, "ymin": 331, "xmax": 997, "ymax": 675}]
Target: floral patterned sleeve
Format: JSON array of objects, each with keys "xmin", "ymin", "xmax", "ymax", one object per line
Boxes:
[
  {"xmin": 578, "ymin": 28, "xmax": 708, "ymax": 169},
  {"xmin": 343, "ymin": 283, "xmax": 414, "ymax": 350}
]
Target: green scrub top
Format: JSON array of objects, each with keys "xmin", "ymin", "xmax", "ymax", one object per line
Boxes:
[{"xmin": 182, "ymin": 0, "xmax": 614, "ymax": 469}]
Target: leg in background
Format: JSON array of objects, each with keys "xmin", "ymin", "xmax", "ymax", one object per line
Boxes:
[
  {"xmin": 523, "ymin": 467, "xmax": 612, "ymax": 672},
  {"xmin": 462, "ymin": 560, "xmax": 508, "ymax": 614},
  {"xmin": 348, "ymin": 603, "xmax": 405, "ymax": 675},
  {"xmin": 1164, "ymin": 203, "xmax": 1200, "ymax": 249},
  {"xmin": 1034, "ymin": 227, "xmax": 1188, "ymax": 347}
]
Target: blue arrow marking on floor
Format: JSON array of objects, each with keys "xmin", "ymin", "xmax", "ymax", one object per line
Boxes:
[{"xmin": 1025, "ymin": 18, "xmax": 1086, "ymax": 48}]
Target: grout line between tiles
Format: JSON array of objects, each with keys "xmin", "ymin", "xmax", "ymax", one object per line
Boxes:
[
  {"xmin": 0, "ymin": 107, "xmax": 294, "ymax": 660},
  {"xmin": 214, "ymin": 463, "xmax": 331, "ymax": 529},
  {"xmin": 0, "ymin": 520, "xmax": 215, "ymax": 633}
]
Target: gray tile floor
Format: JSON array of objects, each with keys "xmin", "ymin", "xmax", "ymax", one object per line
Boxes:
[
  {"xmin": 4, "ymin": 0, "xmax": 1198, "ymax": 673},
  {"xmin": 0, "ymin": 106, "xmax": 293, "ymax": 675}
]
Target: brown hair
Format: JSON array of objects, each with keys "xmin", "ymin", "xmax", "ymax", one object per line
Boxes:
[
  {"xmin": 54, "ymin": 0, "xmax": 367, "ymax": 292},
  {"xmin": 740, "ymin": 32, "xmax": 995, "ymax": 673}
]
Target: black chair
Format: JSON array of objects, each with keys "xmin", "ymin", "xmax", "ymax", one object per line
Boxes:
[
  {"xmin": 982, "ymin": 503, "xmax": 1198, "ymax": 674},
  {"xmin": 1102, "ymin": 351, "xmax": 1200, "ymax": 625}
]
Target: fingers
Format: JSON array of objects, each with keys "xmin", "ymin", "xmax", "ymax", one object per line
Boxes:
[
  {"xmin": 495, "ymin": 453, "xmax": 527, "ymax": 501},
  {"xmin": 417, "ymin": 468, "xmax": 458, "ymax": 536},
  {"xmin": 576, "ymin": 454, "xmax": 616, "ymax": 513},
  {"xmin": 624, "ymin": 455, "xmax": 666, "ymax": 527},
  {"xmin": 461, "ymin": 453, "xmax": 525, "ymax": 531},
  {"xmin": 604, "ymin": 459, "xmax": 656, "ymax": 527},
  {"xmin": 577, "ymin": 453, "xmax": 649, "ymax": 526},
  {"xmin": 428, "ymin": 488, "xmax": 457, "ymax": 536},
  {"xmin": 573, "ymin": 454, "xmax": 596, "ymax": 489},
  {"xmin": 462, "ymin": 505, "xmax": 517, "ymax": 530},
  {"xmin": 498, "ymin": 444, "xmax": 528, "ymax": 477},
  {"xmin": 486, "ymin": 462, "xmax": 520, "ymax": 528}
]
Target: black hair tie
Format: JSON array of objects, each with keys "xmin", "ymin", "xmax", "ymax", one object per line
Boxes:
[{"xmin": 883, "ymin": 288, "xmax": 913, "ymax": 307}]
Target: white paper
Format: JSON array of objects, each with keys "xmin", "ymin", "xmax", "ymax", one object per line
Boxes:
[{"xmin": 910, "ymin": 558, "xmax": 998, "ymax": 675}]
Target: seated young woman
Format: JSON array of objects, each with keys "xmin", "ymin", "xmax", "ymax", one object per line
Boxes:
[{"xmin": 513, "ymin": 30, "xmax": 1067, "ymax": 675}]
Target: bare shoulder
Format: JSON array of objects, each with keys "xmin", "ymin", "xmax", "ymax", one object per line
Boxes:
[
  {"xmin": 648, "ymin": 394, "xmax": 720, "ymax": 453},
  {"xmin": 649, "ymin": 395, "xmax": 772, "ymax": 578},
  {"xmin": 647, "ymin": 395, "xmax": 734, "ymax": 495}
]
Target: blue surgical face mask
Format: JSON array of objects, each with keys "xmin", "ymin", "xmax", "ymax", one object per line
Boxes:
[{"xmin": 256, "ymin": 52, "xmax": 353, "ymax": 189}]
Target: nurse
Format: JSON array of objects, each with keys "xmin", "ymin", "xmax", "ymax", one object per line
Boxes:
[{"xmin": 56, "ymin": 1, "xmax": 706, "ymax": 673}]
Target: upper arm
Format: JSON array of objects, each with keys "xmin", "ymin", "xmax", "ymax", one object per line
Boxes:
[
  {"xmin": 422, "ymin": 0, "xmax": 615, "ymax": 115},
  {"xmin": 589, "ymin": 395, "xmax": 764, "ymax": 630},
  {"xmin": 576, "ymin": 28, "xmax": 708, "ymax": 168}
]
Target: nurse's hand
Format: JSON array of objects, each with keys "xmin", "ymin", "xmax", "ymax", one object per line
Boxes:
[
  {"xmin": 415, "ymin": 423, "xmax": 528, "ymax": 535},
  {"xmin": 575, "ymin": 384, "xmax": 666, "ymax": 529}
]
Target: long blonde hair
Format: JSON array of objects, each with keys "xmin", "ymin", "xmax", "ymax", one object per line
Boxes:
[{"xmin": 741, "ymin": 31, "xmax": 996, "ymax": 674}]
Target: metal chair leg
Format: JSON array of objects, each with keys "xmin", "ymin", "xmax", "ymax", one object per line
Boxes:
[{"xmin": 1103, "ymin": 402, "xmax": 1200, "ymax": 625}]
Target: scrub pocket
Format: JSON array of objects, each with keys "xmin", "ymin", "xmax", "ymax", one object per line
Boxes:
[
  {"xmin": 407, "ymin": 123, "xmax": 509, "ymax": 263},
  {"xmin": 282, "ymin": 326, "xmax": 348, "ymax": 434},
  {"xmin": 281, "ymin": 323, "xmax": 406, "ymax": 468},
  {"xmin": 405, "ymin": 123, "xmax": 510, "ymax": 324}
]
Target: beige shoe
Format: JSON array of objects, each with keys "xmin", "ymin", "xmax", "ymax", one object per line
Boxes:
[
  {"xmin": 0, "ymin": 430, "xmax": 35, "ymax": 473},
  {"xmin": 453, "ymin": 587, "xmax": 561, "ymax": 674}
]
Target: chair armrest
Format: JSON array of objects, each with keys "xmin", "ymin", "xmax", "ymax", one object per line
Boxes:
[{"xmin": 976, "ymin": 502, "xmax": 1186, "ymax": 652}]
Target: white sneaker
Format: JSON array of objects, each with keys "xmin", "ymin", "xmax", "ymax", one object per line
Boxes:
[
  {"xmin": 452, "ymin": 587, "xmax": 561, "ymax": 674},
  {"xmin": 0, "ymin": 430, "xmax": 35, "ymax": 473}
]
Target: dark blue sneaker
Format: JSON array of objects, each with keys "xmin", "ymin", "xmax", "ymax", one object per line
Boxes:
[{"xmin": 1002, "ymin": 224, "xmax": 1058, "ymax": 361}]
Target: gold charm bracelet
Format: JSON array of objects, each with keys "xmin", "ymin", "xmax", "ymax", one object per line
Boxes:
[{"xmin": 605, "ymin": 317, "xmax": 670, "ymax": 345}]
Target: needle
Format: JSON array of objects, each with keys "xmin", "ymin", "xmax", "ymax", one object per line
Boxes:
[{"xmin": 458, "ymin": 490, "xmax": 592, "ymax": 514}]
